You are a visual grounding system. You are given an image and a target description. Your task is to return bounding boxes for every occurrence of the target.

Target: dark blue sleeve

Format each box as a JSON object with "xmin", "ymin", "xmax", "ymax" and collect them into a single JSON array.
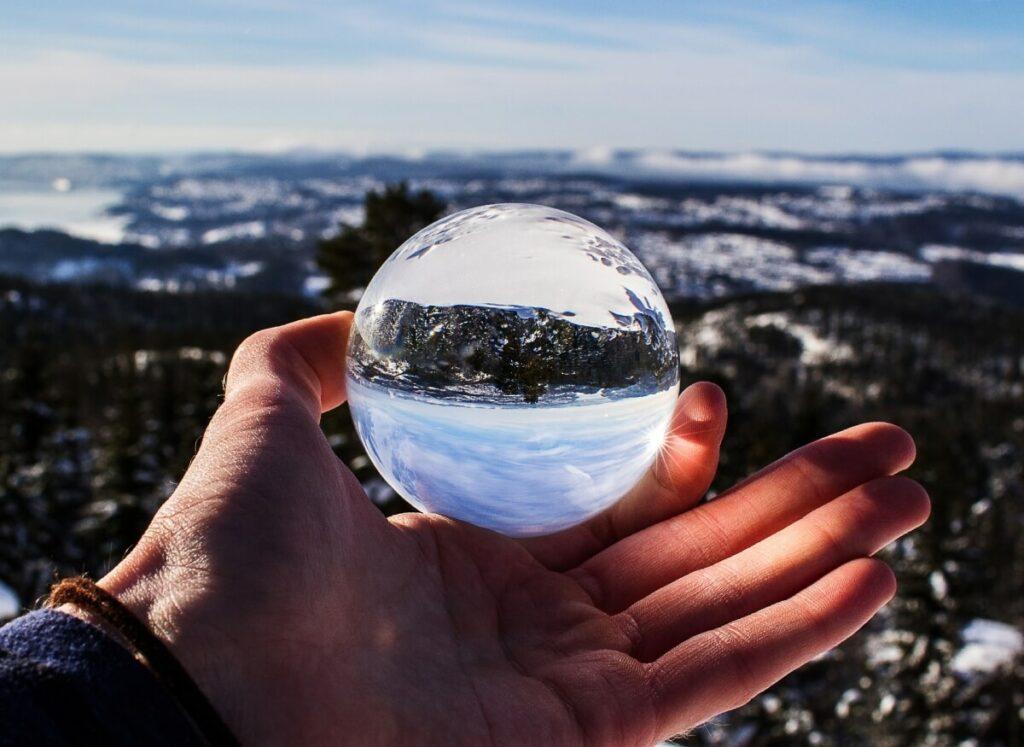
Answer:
[{"xmin": 0, "ymin": 609, "xmax": 204, "ymax": 747}]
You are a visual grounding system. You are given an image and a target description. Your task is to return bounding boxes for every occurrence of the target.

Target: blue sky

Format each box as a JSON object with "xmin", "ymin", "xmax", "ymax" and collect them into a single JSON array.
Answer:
[{"xmin": 2, "ymin": 1, "xmax": 1022, "ymax": 153}]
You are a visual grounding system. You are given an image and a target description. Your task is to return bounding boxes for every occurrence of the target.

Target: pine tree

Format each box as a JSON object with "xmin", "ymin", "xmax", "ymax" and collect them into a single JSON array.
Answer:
[{"xmin": 316, "ymin": 182, "xmax": 445, "ymax": 306}]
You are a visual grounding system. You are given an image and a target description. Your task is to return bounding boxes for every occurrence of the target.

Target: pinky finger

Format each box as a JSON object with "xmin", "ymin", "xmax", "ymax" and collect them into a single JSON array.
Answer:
[{"xmin": 645, "ymin": 558, "xmax": 895, "ymax": 740}]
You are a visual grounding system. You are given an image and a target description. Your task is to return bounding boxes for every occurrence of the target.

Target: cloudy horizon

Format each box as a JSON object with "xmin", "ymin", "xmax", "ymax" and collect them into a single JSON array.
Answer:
[{"xmin": 2, "ymin": 1, "xmax": 1023, "ymax": 155}]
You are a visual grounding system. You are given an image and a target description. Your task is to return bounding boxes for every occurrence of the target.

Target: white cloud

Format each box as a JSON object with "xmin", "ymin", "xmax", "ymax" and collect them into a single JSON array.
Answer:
[
  {"xmin": 1, "ymin": 8, "xmax": 1022, "ymax": 153},
  {"xmin": 596, "ymin": 152, "xmax": 1024, "ymax": 197}
]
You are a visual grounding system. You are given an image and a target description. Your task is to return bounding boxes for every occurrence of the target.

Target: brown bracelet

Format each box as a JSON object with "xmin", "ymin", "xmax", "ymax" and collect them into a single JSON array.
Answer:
[{"xmin": 47, "ymin": 577, "xmax": 239, "ymax": 747}]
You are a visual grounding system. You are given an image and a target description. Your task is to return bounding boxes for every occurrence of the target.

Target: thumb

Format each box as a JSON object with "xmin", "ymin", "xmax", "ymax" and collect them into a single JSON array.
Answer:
[
  {"xmin": 607, "ymin": 381, "xmax": 728, "ymax": 537},
  {"xmin": 171, "ymin": 311, "xmax": 379, "ymax": 520},
  {"xmin": 223, "ymin": 310, "xmax": 354, "ymax": 419}
]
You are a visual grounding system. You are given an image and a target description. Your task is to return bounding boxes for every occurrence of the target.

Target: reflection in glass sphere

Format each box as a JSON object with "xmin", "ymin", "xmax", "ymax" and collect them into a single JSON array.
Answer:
[{"xmin": 346, "ymin": 203, "xmax": 679, "ymax": 537}]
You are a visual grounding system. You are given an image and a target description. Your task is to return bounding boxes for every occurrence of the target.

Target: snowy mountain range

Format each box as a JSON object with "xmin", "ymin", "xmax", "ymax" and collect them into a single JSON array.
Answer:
[{"xmin": 1, "ymin": 151, "xmax": 1023, "ymax": 303}]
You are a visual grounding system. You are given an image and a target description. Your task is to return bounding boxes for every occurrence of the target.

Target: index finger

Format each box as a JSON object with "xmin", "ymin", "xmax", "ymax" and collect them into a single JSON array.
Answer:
[{"xmin": 573, "ymin": 422, "xmax": 915, "ymax": 611}]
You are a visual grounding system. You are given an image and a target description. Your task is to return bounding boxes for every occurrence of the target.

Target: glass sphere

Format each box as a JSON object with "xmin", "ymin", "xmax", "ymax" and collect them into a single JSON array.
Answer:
[{"xmin": 346, "ymin": 203, "xmax": 679, "ymax": 537}]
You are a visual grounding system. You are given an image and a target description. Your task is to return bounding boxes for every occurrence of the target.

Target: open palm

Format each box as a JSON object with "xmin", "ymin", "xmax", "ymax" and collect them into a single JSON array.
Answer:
[{"xmin": 100, "ymin": 312, "xmax": 928, "ymax": 746}]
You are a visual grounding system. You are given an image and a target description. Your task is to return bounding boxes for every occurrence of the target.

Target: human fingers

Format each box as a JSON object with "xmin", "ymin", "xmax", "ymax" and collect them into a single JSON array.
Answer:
[
  {"xmin": 625, "ymin": 476, "xmax": 929, "ymax": 661},
  {"xmin": 222, "ymin": 311, "xmax": 354, "ymax": 418},
  {"xmin": 178, "ymin": 310, "xmax": 357, "ymax": 491},
  {"xmin": 606, "ymin": 382, "xmax": 728, "ymax": 539},
  {"xmin": 572, "ymin": 422, "xmax": 915, "ymax": 611},
  {"xmin": 521, "ymin": 382, "xmax": 726, "ymax": 569},
  {"xmin": 645, "ymin": 558, "xmax": 896, "ymax": 740},
  {"xmin": 169, "ymin": 310, "xmax": 375, "ymax": 521}
]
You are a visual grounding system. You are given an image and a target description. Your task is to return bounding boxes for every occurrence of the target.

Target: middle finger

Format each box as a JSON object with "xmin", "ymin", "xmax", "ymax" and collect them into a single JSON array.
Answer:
[{"xmin": 570, "ymin": 421, "xmax": 915, "ymax": 611}]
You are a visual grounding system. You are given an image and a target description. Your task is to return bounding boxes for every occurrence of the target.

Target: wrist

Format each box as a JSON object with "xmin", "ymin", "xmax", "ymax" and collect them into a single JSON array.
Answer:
[
  {"xmin": 97, "ymin": 552, "xmax": 244, "ymax": 740},
  {"xmin": 48, "ymin": 572, "xmax": 240, "ymax": 744},
  {"xmin": 56, "ymin": 601, "xmax": 136, "ymax": 653}
]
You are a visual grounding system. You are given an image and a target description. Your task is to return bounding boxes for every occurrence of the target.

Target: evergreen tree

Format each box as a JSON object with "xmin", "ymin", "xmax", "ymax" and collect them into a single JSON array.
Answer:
[{"xmin": 316, "ymin": 182, "xmax": 445, "ymax": 306}]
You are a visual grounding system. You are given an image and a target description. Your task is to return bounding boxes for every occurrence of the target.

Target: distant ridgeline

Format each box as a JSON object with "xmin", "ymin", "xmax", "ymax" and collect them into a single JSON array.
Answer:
[{"xmin": 349, "ymin": 299, "xmax": 679, "ymax": 403}]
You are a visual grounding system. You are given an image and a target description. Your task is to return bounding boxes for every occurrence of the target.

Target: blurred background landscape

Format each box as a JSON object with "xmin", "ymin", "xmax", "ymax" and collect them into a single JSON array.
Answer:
[{"xmin": 2, "ymin": 1, "xmax": 1022, "ymax": 745}]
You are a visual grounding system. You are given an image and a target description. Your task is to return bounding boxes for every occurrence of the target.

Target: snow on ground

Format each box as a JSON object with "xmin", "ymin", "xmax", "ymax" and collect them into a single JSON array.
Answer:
[
  {"xmin": 634, "ymin": 233, "xmax": 933, "ymax": 301},
  {"xmin": 322, "ymin": 204, "xmax": 366, "ymax": 235},
  {"xmin": 864, "ymin": 629, "xmax": 916, "ymax": 668},
  {"xmin": 612, "ymin": 193, "xmax": 672, "ymax": 213},
  {"xmin": 134, "ymin": 260, "xmax": 265, "ymax": 293},
  {"xmin": 746, "ymin": 312, "xmax": 855, "ymax": 365},
  {"xmin": 675, "ymin": 196, "xmax": 806, "ymax": 230},
  {"xmin": 154, "ymin": 177, "xmax": 288, "ymax": 205},
  {"xmin": 805, "ymin": 247, "xmax": 931, "ymax": 283},
  {"xmin": 303, "ymin": 274, "xmax": 332, "ymax": 297},
  {"xmin": 951, "ymin": 618, "xmax": 1023, "ymax": 677},
  {"xmin": 201, "ymin": 220, "xmax": 267, "ymax": 245},
  {"xmin": 0, "ymin": 580, "xmax": 19, "ymax": 620},
  {"xmin": 677, "ymin": 309, "xmax": 736, "ymax": 367},
  {"xmin": 3, "ymin": 156, "xmax": 1022, "ymax": 301},
  {"xmin": 784, "ymin": 190, "xmax": 948, "ymax": 222},
  {"xmin": 920, "ymin": 244, "xmax": 1024, "ymax": 273},
  {"xmin": 151, "ymin": 203, "xmax": 190, "ymax": 221},
  {"xmin": 132, "ymin": 348, "xmax": 227, "ymax": 371},
  {"xmin": 636, "ymin": 233, "xmax": 832, "ymax": 299}
]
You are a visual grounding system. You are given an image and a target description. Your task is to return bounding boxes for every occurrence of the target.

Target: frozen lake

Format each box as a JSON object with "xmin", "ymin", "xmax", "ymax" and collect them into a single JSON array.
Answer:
[{"xmin": 0, "ymin": 187, "xmax": 127, "ymax": 243}]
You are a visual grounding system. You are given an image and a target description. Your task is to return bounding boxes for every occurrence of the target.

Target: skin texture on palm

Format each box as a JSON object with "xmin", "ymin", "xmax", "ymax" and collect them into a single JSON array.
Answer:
[{"xmin": 98, "ymin": 312, "xmax": 928, "ymax": 746}]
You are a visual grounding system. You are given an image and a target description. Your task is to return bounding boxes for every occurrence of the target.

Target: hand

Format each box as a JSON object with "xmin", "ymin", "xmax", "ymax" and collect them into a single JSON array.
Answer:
[{"xmin": 99, "ymin": 312, "xmax": 928, "ymax": 746}]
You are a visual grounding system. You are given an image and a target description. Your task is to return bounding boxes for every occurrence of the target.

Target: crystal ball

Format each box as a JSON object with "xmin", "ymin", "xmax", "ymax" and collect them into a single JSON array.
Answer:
[{"xmin": 346, "ymin": 203, "xmax": 679, "ymax": 537}]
